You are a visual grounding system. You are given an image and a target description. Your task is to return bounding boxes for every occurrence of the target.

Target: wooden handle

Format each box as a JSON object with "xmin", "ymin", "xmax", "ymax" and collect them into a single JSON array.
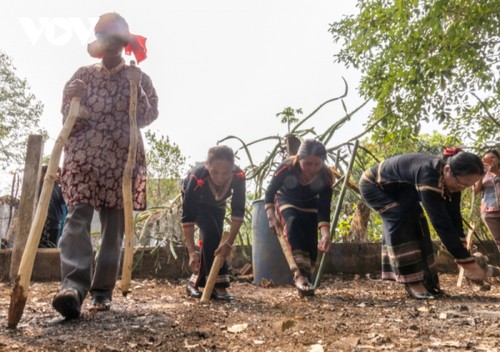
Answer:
[
  {"xmin": 276, "ymin": 226, "xmax": 298, "ymax": 272},
  {"xmin": 120, "ymin": 60, "xmax": 139, "ymax": 296},
  {"xmin": 457, "ymin": 224, "xmax": 475, "ymax": 287},
  {"xmin": 8, "ymin": 97, "xmax": 81, "ymax": 328},
  {"xmin": 200, "ymin": 232, "xmax": 230, "ymax": 303}
]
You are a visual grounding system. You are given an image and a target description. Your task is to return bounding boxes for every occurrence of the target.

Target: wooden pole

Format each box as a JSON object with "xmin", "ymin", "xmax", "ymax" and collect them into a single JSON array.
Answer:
[
  {"xmin": 120, "ymin": 61, "xmax": 139, "ymax": 296},
  {"xmin": 329, "ymin": 166, "xmax": 359, "ymax": 193},
  {"xmin": 314, "ymin": 140, "xmax": 359, "ymax": 289},
  {"xmin": 9, "ymin": 135, "xmax": 43, "ymax": 280},
  {"xmin": 8, "ymin": 98, "xmax": 81, "ymax": 329},
  {"xmin": 276, "ymin": 225, "xmax": 298, "ymax": 273},
  {"xmin": 457, "ymin": 224, "xmax": 475, "ymax": 287},
  {"xmin": 200, "ymin": 232, "xmax": 231, "ymax": 303}
]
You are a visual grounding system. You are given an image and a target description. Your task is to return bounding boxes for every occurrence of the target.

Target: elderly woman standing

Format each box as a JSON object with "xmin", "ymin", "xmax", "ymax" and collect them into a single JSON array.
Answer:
[
  {"xmin": 265, "ymin": 140, "xmax": 333, "ymax": 297},
  {"xmin": 51, "ymin": 13, "xmax": 158, "ymax": 319},
  {"xmin": 360, "ymin": 149, "xmax": 486, "ymax": 299}
]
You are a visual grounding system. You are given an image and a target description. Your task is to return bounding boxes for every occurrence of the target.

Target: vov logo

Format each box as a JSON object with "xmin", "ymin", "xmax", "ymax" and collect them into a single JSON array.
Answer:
[{"xmin": 18, "ymin": 17, "xmax": 99, "ymax": 46}]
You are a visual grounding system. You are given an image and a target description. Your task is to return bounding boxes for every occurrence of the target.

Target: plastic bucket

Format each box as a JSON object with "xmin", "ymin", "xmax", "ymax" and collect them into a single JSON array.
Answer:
[{"xmin": 251, "ymin": 199, "xmax": 294, "ymax": 286}]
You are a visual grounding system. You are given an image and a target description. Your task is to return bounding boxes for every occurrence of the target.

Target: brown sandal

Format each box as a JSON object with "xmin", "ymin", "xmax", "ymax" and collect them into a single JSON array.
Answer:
[
  {"xmin": 89, "ymin": 296, "xmax": 112, "ymax": 311},
  {"xmin": 294, "ymin": 276, "xmax": 315, "ymax": 298}
]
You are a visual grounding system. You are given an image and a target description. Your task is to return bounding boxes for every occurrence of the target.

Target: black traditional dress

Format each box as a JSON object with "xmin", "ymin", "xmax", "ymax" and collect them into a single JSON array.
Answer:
[
  {"xmin": 181, "ymin": 164, "xmax": 246, "ymax": 289},
  {"xmin": 264, "ymin": 158, "xmax": 333, "ymax": 281},
  {"xmin": 359, "ymin": 153, "xmax": 475, "ymax": 288}
]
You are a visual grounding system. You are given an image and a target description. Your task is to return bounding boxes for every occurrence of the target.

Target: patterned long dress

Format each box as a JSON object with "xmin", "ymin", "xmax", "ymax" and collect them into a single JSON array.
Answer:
[{"xmin": 61, "ymin": 60, "xmax": 158, "ymax": 211}]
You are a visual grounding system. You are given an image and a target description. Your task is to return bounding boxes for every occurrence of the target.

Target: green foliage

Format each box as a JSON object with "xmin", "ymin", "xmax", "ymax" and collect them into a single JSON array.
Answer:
[
  {"xmin": 221, "ymin": 80, "xmax": 370, "ymax": 200},
  {"xmin": 276, "ymin": 107, "xmax": 302, "ymax": 133},
  {"xmin": 0, "ymin": 51, "xmax": 46, "ymax": 172},
  {"xmin": 144, "ymin": 130, "xmax": 186, "ymax": 207},
  {"xmin": 220, "ymin": 82, "xmax": 370, "ymax": 245},
  {"xmin": 336, "ymin": 213, "xmax": 354, "ymax": 241},
  {"xmin": 330, "ymin": 0, "xmax": 500, "ymax": 148},
  {"xmin": 132, "ymin": 132, "xmax": 186, "ymax": 261},
  {"xmin": 135, "ymin": 196, "xmax": 184, "ymax": 249}
]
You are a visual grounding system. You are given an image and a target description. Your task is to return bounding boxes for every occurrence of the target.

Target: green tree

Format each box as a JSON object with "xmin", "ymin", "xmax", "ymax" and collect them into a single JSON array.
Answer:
[
  {"xmin": 144, "ymin": 131, "xmax": 186, "ymax": 207},
  {"xmin": 0, "ymin": 51, "xmax": 45, "ymax": 171},
  {"xmin": 330, "ymin": 0, "xmax": 500, "ymax": 147}
]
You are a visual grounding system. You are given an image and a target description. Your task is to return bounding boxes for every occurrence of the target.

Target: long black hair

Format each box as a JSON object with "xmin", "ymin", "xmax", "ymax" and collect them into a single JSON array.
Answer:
[
  {"xmin": 441, "ymin": 148, "xmax": 484, "ymax": 177},
  {"xmin": 297, "ymin": 139, "xmax": 327, "ymax": 161}
]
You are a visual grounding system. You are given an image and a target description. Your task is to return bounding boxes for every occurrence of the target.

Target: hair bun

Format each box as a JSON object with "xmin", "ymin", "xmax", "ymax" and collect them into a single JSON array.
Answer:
[{"xmin": 443, "ymin": 147, "xmax": 463, "ymax": 156}]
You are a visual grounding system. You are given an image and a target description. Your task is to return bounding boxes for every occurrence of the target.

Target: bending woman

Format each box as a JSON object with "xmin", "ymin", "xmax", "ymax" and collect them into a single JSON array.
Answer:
[
  {"xmin": 181, "ymin": 146, "xmax": 246, "ymax": 301},
  {"xmin": 359, "ymin": 149, "xmax": 487, "ymax": 299},
  {"xmin": 265, "ymin": 140, "xmax": 333, "ymax": 297}
]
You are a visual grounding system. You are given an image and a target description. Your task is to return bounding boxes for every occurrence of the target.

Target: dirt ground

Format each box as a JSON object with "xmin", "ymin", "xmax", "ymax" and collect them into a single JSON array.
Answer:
[{"xmin": 0, "ymin": 274, "xmax": 499, "ymax": 352}]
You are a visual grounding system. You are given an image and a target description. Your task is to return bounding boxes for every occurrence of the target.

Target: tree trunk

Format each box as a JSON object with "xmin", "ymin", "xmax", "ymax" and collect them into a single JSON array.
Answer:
[{"xmin": 348, "ymin": 201, "xmax": 370, "ymax": 243}]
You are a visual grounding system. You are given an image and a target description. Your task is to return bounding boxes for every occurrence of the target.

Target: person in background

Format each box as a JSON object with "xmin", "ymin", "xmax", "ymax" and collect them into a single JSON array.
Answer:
[
  {"xmin": 474, "ymin": 149, "xmax": 500, "ymax": 252},
  {"xmin": 265, "ymin": 139, "xmax": 333, "ymax": 297},
  {"xmin": 38, "ymin": 165, "xmax": 66, "ymax": 248},
  {"xmin": 51, "ymin": 12, "xmax": 158, "ymax": 320},
  {"xmin": 359, "ymin": 148, "xmax": 487, "ymax": 299},
  {"xmin": 181, "ymin": 145, "xmax": 246, "ymax": 301}
]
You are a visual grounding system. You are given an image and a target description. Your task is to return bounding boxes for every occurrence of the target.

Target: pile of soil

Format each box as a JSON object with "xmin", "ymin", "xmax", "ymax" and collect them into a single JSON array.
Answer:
[{"xmin": 1, "ymin": 274, "xmax": 499, "ymax": 351}]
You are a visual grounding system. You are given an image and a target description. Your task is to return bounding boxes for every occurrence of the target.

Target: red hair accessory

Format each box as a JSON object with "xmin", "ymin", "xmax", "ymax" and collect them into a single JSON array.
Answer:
[
  {"xmin": 192, "ymin": 175, "xmax": 205, "ymax": 191},
  {"xmin": 236, "ymin": 171, "xmax": 245, "ymax": 179},
  {"xmin": 125, "ymin": 34, "xmax": 147, "ymax": 63},
  {"xmin": 198, "ymin": 240, "xmax": 203, "ymax": 247},
  {"xmin": 443, "ymin": 147, "xmax": 463, "ymax": 156}
]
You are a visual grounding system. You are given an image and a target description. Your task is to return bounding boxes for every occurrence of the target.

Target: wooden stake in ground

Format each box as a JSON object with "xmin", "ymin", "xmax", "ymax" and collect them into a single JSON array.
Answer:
[
  {"xmin": 276, "ymin": 224, "xmax": 298, "ymax": 273},
  {"xmin": 8, "ymin": 97, "xmax": 81, "ymax": 329},
  {"xmin": 9, "ymin": 135, "xmax": 43, "ymax": 280},
  {"xmin": 457, "ymin": 223, "xmax": 475, "ymax": 287},
  {"xmin": 120, "ymin": 61, "xmax": 139, "ymax": 296},
  {"xmin": 314, "ymin": 139, "xmax": 359, "ymax": 289},
  {"xmin": 200, "ymin": 232, "xmax": 231, "ymax": 303}
]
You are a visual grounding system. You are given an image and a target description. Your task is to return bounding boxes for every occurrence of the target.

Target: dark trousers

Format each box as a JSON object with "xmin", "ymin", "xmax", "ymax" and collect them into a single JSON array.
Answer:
[
  {"xmin": 360, "ymin": 181, "xmax": 439, "ymax": 288},
  {"xmin": 192, "ymin": 205, "xmax": 230, "ymax": 289},
  {"xmin": 59, "ymin": 203, "xmax": 124, "ymax": 301},
  {"xmin": 278, "ymin": 207, "xmax": 318, "ymax": 282}
]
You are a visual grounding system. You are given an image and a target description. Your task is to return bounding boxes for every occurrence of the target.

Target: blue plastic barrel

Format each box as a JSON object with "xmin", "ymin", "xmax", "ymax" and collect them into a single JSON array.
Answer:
[{"xmin": 252, "ymin": 199, "xmax": 294, "ymax": 286}]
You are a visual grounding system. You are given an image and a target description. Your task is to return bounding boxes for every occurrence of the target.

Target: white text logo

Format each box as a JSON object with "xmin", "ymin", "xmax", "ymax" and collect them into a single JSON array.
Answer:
[{"xmin": 18, "ymin": 17, "xmax": 99, "ymax": 46}]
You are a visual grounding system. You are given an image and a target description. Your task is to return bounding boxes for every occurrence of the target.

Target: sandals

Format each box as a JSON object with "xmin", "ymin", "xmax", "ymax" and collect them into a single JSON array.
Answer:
[
  {"xmin": 52, "ymin": 288, "xmax": 82, "ymax": 319},
  {"xmin": 186, "ymin": 284, "xmax": 202, "ymax": 299},
  {"xmin": 404, "ymin": 284, "xmax": 434, "ymax": 300},
  {"xmin": 89, "ymin": 296, "xmax": 112, "ymax": 311},
  {"xmin": 211, "ymin": 289, "xmax": 234, "ymax": 301},
  {"xmin": 294, "ymin": 276, "xmax": 315, "ymax": 298}
]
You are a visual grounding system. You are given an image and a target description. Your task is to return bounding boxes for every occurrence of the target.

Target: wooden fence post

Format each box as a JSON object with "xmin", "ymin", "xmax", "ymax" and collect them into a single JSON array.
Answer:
[{"xmin": 9, "ymin": 135, "xmax": 43, "ymax": 281}]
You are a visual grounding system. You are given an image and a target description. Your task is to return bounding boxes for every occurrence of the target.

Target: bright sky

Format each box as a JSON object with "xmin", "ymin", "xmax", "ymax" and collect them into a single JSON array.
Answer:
[{"xmin": 1, "ymin": 0, "xmax": 371, "ymax": 193}]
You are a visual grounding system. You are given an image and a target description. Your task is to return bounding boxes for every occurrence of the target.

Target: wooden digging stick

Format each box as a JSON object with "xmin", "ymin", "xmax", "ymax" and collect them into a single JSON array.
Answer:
[
  {"xmin": 8, "ymin": 97, "xmax": 81, "ymax": 329},
  {"xmin": 276, "ymin": 224, "xmax": 298, "ymax": 274},
  {"xmin": 314, "ymin": 139, "xmax": 359, "ymax": 289},
  {"xmin": 121, "ymin": 61, "xmax": 139, "ymax": 296},
  {"xmin": 457, "ymin": 223, "xmax": 475, "ymax": 287},
  {"xmin": 200, "ymin": 232, "xmax": 231, "ymax": 303}
]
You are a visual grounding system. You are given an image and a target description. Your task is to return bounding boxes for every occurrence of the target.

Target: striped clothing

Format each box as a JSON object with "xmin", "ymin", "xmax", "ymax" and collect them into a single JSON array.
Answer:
[
  {"xmin": 265, "ymin": 159, "xmax": 333, "ymax": 280},
  {"xmin": 359, "ymin": 153, "xmax": 474, "ymax": 284}
]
